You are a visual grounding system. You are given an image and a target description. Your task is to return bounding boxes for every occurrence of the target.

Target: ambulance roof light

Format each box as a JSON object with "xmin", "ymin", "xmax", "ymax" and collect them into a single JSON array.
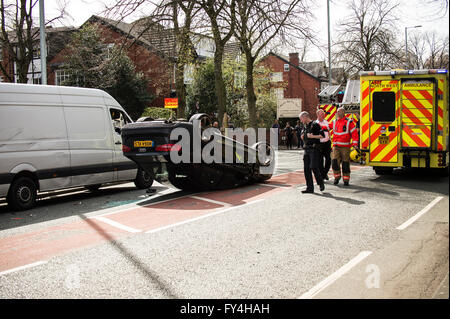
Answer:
[{"xmin": 408, "ymin": 70, "xmax": 414, "ymax": 75}]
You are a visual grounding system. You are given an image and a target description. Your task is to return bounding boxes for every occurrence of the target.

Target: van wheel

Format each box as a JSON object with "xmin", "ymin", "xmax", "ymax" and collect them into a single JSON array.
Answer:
[
  {"xmin": 7, "ymin": 177, "xmax": 38, "ymax": 211},
  {"xmin": 134, "ymin": 169, "xmax": 154, "ymax": 189},
  {"xmin": 85, "ymin": 184, "xmax": 102, "ymax": 192}
]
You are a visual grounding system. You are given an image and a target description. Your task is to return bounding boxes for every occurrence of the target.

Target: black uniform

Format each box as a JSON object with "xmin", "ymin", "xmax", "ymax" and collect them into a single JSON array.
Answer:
[{"xmin": 302, "ymin": 121, "xmax": 325, "ymax": 192}]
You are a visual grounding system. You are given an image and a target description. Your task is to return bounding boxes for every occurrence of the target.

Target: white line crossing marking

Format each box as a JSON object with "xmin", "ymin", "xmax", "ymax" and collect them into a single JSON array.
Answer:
[
  {"xmin": 189, "ymin": 196, "xmax": 231, "ymax": 207},
  {"xmin": 396, "ymin": 196, "xmax": 444, "ymax": 230},
  {"xmin": 298, "ymin": 251, "xmax": 373, "ymax": 299},
  {"xmin": 91, "ymin": 216, "xmax": 142, "ymax": 233},
  {"xmin": 0, "ymin": 261, "xmax": 48, "ymax": 276},
  {"xmin": 145, "ymin": 199, "xmax": 264, "ymax": 234}
]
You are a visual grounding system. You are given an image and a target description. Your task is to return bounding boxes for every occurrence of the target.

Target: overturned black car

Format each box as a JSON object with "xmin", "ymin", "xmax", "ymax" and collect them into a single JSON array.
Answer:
[{"xmin": 121, "ymin": 114, "xmax": 276, "ymax": 190}]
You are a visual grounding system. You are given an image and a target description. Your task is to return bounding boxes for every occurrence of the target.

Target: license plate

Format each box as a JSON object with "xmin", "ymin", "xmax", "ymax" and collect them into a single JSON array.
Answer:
[
  {"xmin": 134, "ymin": 140, "xmax": 153, "ymax": 148},
  {"xmin": 379, "ymin": 136, "xmax": 389, "ymax": 145}
]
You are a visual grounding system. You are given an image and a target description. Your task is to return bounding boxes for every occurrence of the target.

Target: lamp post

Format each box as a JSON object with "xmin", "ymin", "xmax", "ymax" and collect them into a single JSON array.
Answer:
[
  {"xmin": 39, "ymin": 0, "xmax": 47, "ymax": 85},
  {"xmin": 327, "ymin": 0, "xmax": 332, "ymax": 86},
  {"xmin": 405, "ymin": 25, "xmax": 422, "ymax": 67}
]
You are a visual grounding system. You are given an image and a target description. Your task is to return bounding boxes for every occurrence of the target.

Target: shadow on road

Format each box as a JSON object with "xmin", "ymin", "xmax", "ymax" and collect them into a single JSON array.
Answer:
[
  {"xmin": 372, "ymin": 168, "xmax": 449, "ymax": 196},
  {"xmin": 317, "ymin": 192, "xmax": 366, "ymax": 205},
  {"xmin": 81, "ymin": 216, "xmax": 179, "ymax": 298},
  {"xmin": 0, "ymin": 185, "xmax": 171, "ymax": 231}
]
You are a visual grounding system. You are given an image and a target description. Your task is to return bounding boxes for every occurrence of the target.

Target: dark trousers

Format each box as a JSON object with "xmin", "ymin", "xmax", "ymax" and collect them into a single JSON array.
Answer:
[
  {"xmin": 319, "ymin": 143, "xmax": 332, "ymax": 178},
  {"xmin": 286, "ymin": 137, "xmax": 293, "ymax": 149},
  {"xmin": 303, "ymin": 148, "xmax": 323, "ymax": 191},
  {"xmin": 297, "ymin": 134, "xmax": 303, "ymax": 148}
]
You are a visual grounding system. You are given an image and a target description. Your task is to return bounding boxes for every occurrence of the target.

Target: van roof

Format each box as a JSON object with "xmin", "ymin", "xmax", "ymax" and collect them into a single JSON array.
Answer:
[{"xmin": 0, "ymin": 83, "xmax": 122, "ymax": 109}]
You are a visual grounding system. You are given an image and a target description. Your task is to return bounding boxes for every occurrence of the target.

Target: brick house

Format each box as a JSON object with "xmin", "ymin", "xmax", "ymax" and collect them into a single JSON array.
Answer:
[
  {"xmin": 48, "ymin": 15, "xmax": 174, "ymax": 109},
  {"xmin": 260, "ymin": 52, "xmax": 321, "ymax": 120}
]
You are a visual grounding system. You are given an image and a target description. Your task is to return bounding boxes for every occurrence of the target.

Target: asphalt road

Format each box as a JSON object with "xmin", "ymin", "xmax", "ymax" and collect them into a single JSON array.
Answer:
[{"xmin": 0, "ymin": 150, "xmax": 448, "ymax": 299}]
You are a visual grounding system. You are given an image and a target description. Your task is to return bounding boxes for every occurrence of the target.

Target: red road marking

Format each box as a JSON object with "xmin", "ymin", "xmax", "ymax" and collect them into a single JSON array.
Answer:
[
  {"xmin": 104, "ymin": 197, "xmax": 224, "ymax": 232},
  {"xmin": 0, "ymin": 219, "xmax": 127, "ymax": 272}
]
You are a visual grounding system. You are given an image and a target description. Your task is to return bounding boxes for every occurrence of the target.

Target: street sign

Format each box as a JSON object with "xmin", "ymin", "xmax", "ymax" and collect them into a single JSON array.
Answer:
[
  {"xmin": 277, "ymin": 98, "xmax": 302, "ymax": 118},
  {"xmin": 165, "ymin": 98, "xmax": 178, "ymax": 109}
]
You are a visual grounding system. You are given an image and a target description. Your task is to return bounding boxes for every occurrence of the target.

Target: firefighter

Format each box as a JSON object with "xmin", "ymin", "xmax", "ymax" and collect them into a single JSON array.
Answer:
[{"xmin": 328, "ymin": 107, "xmax": 359, "ymax": 186}]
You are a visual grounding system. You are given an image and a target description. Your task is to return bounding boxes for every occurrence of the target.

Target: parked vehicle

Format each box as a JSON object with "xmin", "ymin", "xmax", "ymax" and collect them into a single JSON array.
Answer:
[
  {"xmin": 0, "ymin": 83, "xmax": 153, "ymax": 211},
  {"xmin": 121, "ymin": 113, "xmax": 275, "ymax": 191},
  {"xmin": 359, "ymin": 69, "xmax": 449, "ymax": 175}
]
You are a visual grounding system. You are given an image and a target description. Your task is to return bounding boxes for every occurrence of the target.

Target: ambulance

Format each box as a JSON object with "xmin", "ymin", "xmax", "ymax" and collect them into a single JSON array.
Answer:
[{"xmin": 358, "ymin": 69, "xmax": 449, "ymax": 175}]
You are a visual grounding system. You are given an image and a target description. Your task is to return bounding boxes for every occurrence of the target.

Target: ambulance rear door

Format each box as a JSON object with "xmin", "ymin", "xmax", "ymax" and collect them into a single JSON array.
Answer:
[{"xmin": 368, "ymin": 80, "xmax": 400, "ymax": 164}]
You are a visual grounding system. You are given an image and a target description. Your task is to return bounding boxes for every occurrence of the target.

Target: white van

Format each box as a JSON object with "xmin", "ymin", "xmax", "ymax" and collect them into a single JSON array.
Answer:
[{"xmin": 0, "ymin": 83, "xmax": 153, "ymax": 211}]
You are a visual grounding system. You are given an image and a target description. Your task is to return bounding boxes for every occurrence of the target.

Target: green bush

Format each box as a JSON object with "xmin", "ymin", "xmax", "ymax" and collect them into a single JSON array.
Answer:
[{"xmin": 140, "ymin": 107, "xmax": 174, "ymax": 120}]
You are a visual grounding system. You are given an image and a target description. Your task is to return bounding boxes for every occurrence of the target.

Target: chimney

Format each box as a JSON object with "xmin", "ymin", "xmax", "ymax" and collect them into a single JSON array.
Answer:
[{"xmin": 289, "ymin": 53, "xmax": 299, "ymax": 66}]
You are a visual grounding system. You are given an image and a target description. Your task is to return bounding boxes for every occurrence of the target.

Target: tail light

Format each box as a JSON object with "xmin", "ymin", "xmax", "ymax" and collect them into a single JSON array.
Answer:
[
  {"xmin": 122, "ymin": 145, "xmax": 131, "ymax": 153},
  {"xmin": 155, "ymin": 144, "xmax": 182, "ymax": 152}
]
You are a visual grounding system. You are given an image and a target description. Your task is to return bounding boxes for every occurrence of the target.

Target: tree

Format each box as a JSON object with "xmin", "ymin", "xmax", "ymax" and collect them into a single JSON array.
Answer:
[
  {"xmin": 0, "ymin": 0, "xmax": 65, "ymax": 83},
  {"xmin": 62, "ymin": 24, "xmax": 152, "ymax": 120},
  {"xmin": 233, "ymin": 0, "xmax": 314, "ymax": 129},
  {"xmin": 194, "ymin": 0, "xmax": 237, "ymax": 127},
  {"xmin": 334, "ymin": 0, "xmax": 402, "ymax": 77}
]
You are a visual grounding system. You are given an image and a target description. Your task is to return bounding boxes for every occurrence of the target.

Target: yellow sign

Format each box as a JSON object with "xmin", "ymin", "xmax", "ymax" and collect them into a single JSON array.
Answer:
[{"xmin": 165, "ymin": 98, "xmax": 178, "ymax": 109}]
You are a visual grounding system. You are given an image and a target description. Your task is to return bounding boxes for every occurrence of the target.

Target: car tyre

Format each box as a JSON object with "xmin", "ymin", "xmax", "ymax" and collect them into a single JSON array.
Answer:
[
  {"xmin": 7, "ymin": 176, "xmax": 38, "ymax": 211},
  {"xmin": 134, "ymin": 168, "xmax": 154, "ymax": 189}
]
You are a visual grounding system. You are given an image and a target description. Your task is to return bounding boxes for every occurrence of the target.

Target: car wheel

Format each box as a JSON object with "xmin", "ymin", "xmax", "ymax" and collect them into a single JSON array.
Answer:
[
  {"xmin": 134, "ymin": 168, "xmax": 154, "ymax": 189},
  {"xmin": 7, "ymin": 176, "xmax": 38, "ymax": 211}
]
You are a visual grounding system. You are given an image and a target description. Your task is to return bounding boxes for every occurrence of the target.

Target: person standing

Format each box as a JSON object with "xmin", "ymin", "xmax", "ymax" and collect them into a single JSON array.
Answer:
[
  {"xmin": 315, "ymin": 109, "xmax": 332, "ymax": 180},
  {"xmin": 327, "ymin": 107, "xmax": 359, "ymax": 186},
  {"xmin": 299, "ymin": 111, "xmax": 325, "ymax": 194},
  {"xmin": 295, "ymin": 120, "xmax": 304, "ymax": 149},
  {"xmin": 284, "ymin": 122, "xmax": 294, "ymax": 150}
]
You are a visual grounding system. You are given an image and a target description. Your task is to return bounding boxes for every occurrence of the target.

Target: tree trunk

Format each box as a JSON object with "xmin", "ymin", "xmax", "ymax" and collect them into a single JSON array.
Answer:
[
  {"xmin": 175, "ymin": 62, "xmax": 186, "ymax": 118},
  {"xmin": 246, "ymin": 54, "xmax": 257, "ymax": 129},
  {"xmin": 214, "ymin": 46, "xmax": 227, "ymax": 127}
]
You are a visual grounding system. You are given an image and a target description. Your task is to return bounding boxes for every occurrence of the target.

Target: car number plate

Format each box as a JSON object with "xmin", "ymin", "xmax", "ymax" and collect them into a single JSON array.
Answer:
[
  {"xmin": 134, "ymin": 140, "xmax": 153, "ymax": 148},
  {"xmin": 379, "ymin": 136, "xmax": 389, "ymax": 145}
]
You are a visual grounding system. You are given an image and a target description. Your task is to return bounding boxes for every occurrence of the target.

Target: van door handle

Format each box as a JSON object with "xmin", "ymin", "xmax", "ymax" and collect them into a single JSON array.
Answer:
[{"xmin": 115, "ymin": 141, "xmax": 122, "ymax": 145}]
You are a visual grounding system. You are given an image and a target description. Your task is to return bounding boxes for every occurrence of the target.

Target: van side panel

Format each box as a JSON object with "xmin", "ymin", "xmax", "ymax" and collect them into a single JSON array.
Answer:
[
  {"xmin": 0, "ymin": 85, "xmax": 71, "ymax": 195},
  {"xmin": 60, "ymin": 89, "xmax": 114, "ymax": 187}
]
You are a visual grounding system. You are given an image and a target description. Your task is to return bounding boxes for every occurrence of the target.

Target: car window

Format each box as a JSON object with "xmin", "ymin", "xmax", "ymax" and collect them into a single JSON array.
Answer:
[{"xmin": 110, "ymin": 108, "xmax": 132, "ymax": 133}]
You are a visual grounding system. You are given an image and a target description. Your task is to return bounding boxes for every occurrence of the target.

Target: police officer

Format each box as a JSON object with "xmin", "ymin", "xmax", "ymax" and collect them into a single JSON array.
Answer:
[{"xmin": 299, "ymin": 111, "xmax": 325, "ymax": 194}]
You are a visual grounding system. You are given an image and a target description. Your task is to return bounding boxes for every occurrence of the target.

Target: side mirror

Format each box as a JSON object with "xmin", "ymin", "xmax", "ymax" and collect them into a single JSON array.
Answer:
[{"xmin": 115, "ymin": 127, "xmax": 121, "ymax": 134}]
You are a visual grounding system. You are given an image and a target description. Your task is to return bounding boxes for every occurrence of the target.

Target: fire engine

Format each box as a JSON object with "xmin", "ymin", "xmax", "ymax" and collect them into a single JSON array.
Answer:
[
  {"xmin": 358, "ymin": 69, "xmax": 449, "ymax": 175},
  {"xmin": 317, "ymin": 80, "xmax": 361, "ymax": 161}
]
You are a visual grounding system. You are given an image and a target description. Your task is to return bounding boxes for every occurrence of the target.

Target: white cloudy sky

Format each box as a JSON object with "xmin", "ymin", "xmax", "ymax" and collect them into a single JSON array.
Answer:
[{"xmin": 45, "ymin": 0, "xmax": 449, "ymax": 62}]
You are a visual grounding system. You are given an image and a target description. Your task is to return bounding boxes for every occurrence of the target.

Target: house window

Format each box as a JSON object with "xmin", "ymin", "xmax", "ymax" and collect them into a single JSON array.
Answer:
[
  {"xmin": 55, "ymin": 70, "xmax": 70, "ymax": 86},
  {"xmin": 284, "ymin": 64, "xmax": 289, "ymax": 72}
]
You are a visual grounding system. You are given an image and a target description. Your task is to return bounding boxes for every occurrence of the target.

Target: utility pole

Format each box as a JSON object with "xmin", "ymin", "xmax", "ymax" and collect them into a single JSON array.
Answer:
[
  {"xmin": 39, "ymin": 0, "xmax": 47, "ymax": 85},
  {"xmin": 327, "ymin": 0, "xmax": 332, "ymax": 86},
  {"xmin": 405, "ymin": 25, "xmax": 422, "ymax": 68}
]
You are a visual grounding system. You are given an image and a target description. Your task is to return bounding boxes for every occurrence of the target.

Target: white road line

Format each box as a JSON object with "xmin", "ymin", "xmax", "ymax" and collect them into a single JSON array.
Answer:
[
  {"xmin": 0, "ymin": 260, "xmax": 48, "ymax": 276},
  {"xmin": 298, "ymin": 251, "xmax": 373, "ymax": 299},
  {"xmin": 145, "ymin": 199, "xmax": 264, "ymax": 234},
  {"xmin": 91, "ymin": 216, "xmax": 142, "ymax": 233},
  {"xmin": 189, "ymin": 196, "xmax": 231, "ymax": 207},
  {"xmin": 396, "ymin": 196, "xmax": 444, "ymax": 230}
]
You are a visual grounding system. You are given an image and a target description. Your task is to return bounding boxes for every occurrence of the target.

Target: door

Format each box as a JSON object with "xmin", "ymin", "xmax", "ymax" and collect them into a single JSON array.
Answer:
[
  {"xmin": 368, "ymin": 80, "xmax": 400, "ymax": 163},
  {"xmin": 109, "ymin": 108, "xmax": 136, "ymax": 181},
  {"xmin": 65, "ymin": 106, "xmax": 114, "ymax": 187},
  {"xmin": 400, "ymin": 79, "xmax": 434, "ymax": 149}
]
